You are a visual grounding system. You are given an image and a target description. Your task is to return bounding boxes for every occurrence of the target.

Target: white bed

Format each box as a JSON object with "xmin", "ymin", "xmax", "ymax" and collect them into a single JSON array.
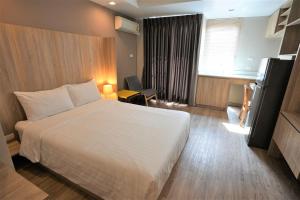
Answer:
[{"xmin": 16, "ymin": 100, "xmax": 190, "ymax": 200}]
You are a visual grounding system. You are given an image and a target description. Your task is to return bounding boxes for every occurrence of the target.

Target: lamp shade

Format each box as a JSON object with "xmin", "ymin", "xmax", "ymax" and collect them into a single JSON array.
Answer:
[{"xmin": 103, "ymin": 84, "xmax": 113, "ymax": 94}]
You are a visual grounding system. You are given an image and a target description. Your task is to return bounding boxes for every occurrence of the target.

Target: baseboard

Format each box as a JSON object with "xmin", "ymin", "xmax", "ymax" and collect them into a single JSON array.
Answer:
[
  {"xmin": 228, "ymin": 102, "xmax": 242, "ymax": 107},
  {"xmin": 195, "ymin": 104, "xmax": 226, "ymax": 111}
]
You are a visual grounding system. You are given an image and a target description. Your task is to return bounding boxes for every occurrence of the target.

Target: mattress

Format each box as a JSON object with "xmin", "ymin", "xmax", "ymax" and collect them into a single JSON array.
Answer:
[{"xmin": 17, "ymin": 100, "xmax": 190, "ymax": 200}]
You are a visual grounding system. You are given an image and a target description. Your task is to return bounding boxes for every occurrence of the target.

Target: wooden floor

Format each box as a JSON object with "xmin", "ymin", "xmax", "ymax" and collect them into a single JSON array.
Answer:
[{"xmin": 14, "ymin": 103, "xmax": 300, "ymax": 200}]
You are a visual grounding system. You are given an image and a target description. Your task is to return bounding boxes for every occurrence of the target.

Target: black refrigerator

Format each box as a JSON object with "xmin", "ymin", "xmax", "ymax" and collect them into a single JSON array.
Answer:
[{"xmin": 247, "ymin": 58, "xmax": 294, "ymax": 149}]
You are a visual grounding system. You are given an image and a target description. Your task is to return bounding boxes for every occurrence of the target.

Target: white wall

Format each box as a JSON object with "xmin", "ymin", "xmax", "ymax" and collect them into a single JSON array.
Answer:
[
  {"xmin": 137, "ymin": 20, "xmax": 144, "ymax": 81},
  {"xmin": 234, "ymin": 17, "xmax": 282, "ymax": 73},
  {"xmin": 229, "ymin": 16, "xmax": 282, "ymax": 105},
  {"xmin": 0, "ymin": 124, "xmax": 14, "ymax": 169}
]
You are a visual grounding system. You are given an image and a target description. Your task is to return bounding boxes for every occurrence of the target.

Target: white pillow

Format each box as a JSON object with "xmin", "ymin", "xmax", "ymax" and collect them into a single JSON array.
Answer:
[
  {"xmin": 66, "ymin": 80, "xmax": 101, "ymax": 106},
  {"xmin": 14, "ymin": 87, "xmax": 74, "ymax": 121}
]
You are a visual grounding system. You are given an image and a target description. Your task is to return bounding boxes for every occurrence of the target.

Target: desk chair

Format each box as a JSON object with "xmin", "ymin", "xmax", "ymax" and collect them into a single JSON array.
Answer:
[
  {"xmin": 125, "ymin": 76, "xmax": 157, "ymax": 106},
  {"xmin": 239, "ymin": 84, "xmax": 253, "ymax": 126}
]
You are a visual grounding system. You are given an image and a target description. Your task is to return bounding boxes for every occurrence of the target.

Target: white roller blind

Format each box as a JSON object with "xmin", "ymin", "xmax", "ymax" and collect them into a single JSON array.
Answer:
[{"xmin": 199, "ymin": 20, "xmax": 240, "ymax": 74}]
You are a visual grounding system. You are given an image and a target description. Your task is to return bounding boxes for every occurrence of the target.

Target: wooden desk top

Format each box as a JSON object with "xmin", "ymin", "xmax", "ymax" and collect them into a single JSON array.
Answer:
[
  {"xmin": 0, "ymin": 162, "xmax": 48, "ymax": 200},
  {"xmin": 198, "ymin": 73, "xmax": 257, "ymax": 81}
]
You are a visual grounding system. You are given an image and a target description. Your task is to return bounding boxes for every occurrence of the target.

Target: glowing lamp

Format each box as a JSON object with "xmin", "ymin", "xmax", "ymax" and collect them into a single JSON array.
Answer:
[{"xmin": 103, "ymin": 84, "xmax": 113, "ymax": 95}]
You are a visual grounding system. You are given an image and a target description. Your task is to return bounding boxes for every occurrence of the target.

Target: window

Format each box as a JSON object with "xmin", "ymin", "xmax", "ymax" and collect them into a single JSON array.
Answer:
[{"xmin": 199, "ymin": 20, "xmax": 240, "ymax": 75}]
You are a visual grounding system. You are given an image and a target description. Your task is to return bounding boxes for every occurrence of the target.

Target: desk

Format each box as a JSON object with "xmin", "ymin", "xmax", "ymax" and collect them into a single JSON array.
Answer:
[
  {"xmin": 0, "ymin": 162, "xmax": 48, "ymax": 200},
  {"xmin": 102, "ymin": 92, "xmax": 118, "ymax": 100},
  {"xmin": 196, "ymin": 74, "xmax": 256, "ymax": 110}
]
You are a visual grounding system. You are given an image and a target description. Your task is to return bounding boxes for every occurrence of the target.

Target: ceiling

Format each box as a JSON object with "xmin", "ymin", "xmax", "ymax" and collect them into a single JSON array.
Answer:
[{"xmin": 90, "ymin": 0, "xmax": 287, "ymax": 19}]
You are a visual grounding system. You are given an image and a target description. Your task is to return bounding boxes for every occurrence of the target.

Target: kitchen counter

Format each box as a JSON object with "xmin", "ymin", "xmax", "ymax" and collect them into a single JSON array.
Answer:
[
  {"xmin": 198, "ymin": 73, "xmax": 257, "ymax": 80},
  {"xmin": 196, "ymin": 74, "xmax": 256, "ymax": 110}
]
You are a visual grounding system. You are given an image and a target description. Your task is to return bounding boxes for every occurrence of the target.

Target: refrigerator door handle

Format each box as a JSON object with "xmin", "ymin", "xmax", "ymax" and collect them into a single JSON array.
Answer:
[{"xmin": 255, "ymin": 84, "xmax": 270, "ymax": 89}]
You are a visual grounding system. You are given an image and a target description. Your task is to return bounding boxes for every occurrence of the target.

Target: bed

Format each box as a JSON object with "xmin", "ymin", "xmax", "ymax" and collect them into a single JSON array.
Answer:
[{"xmin": 16, "ymin": 99, "xmax": 190, "ymax": 200}]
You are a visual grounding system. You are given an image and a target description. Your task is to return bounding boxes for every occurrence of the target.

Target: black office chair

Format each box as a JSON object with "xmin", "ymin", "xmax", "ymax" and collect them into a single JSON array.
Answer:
[{"xmin": 125, "ymin": 76, "xmax": 157, "ymax": 106}]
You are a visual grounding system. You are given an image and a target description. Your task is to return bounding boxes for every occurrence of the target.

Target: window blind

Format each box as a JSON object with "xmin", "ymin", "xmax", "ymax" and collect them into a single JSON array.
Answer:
[{"xmin": 199, "ymin": 20, "xmax": 240, "ymax": 74}]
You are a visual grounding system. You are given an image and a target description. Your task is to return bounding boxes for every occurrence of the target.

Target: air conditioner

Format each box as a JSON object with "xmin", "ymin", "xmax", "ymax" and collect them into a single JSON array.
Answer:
[{"xmin": 115, "ymin": 16, "xmax": 140, "ymax": 35}]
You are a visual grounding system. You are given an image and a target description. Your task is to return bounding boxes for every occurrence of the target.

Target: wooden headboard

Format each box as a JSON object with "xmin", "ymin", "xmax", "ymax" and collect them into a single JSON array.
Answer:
[{"xmin": 0, "ymin": 23, "xmax": 117, "ymax": 135}]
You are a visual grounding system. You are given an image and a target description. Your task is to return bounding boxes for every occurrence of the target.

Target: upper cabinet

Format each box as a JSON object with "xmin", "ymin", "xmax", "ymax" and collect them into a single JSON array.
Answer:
[
  {"xmin": 266, "ymin": 1, "xmax": 292, "ymax": 38},
  {"xmin": 287, "ymin": 0, "xmax": 300, "ymax": 26},
  {"xmin": 266, "ymin": 0, "xmax": 300, "ymax": 55},
  {"xmin": 279, "ymin": 0, "xmax": 300, "ymax": 55}
]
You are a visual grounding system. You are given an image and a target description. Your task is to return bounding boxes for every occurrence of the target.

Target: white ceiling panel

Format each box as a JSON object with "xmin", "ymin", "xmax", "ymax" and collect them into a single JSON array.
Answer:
[{"xmin": 90, "ymin": 0, "xmax": 288, "ymax": 19}]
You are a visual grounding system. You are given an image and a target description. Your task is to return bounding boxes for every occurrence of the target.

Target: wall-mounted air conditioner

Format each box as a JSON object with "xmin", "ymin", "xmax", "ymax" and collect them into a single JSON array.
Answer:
[{"xmin": 115, "ymin": 16, "xmax": 140, "ymax": 35}]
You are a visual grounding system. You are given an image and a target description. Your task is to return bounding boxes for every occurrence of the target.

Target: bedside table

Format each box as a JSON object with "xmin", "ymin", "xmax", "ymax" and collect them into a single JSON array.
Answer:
[
  {"xmin": 8, "ymin": 139, "xmax": 20, "ymax": 156},
  {"xmin": 6, "ymin": 134, "xmax": 20, "ymax": 156},
  {"xmin": 102, "ymin": 92, "xmax": 118, "ymax": 100},
  {"xmin": 117, "ymin": 90, "xmax": 141, "ymax": 104}
]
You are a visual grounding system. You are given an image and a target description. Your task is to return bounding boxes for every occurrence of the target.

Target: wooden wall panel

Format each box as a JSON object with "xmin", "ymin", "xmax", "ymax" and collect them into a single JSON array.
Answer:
[
  {"xmin": 281, "ymin": 48, "xmax": 300, "ymax": 113},
  {"xmin": 0, "ymin": 23, "xmax": 117, "ymax": 135}
]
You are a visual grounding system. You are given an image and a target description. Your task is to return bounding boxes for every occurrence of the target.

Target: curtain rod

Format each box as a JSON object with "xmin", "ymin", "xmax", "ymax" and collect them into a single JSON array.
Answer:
[{"xmin": 143, "ymin": 13, "xmax": 202, "ymax": 19}]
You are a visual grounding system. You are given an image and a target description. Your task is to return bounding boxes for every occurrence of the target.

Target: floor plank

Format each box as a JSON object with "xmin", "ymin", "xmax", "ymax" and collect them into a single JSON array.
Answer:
[{"xmin": 15, "ymin": 103, "xmax": 300, "ymax": 200}]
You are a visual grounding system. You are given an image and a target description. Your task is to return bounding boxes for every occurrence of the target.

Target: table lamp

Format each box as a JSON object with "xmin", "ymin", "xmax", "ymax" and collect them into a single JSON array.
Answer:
[
  {"xmin": 102, "ymin": 84, "xmax": 117, "ymax": 100},
  {"xmin": 103, "ymin": 84, "xmax": 113, "ymax": 95}
]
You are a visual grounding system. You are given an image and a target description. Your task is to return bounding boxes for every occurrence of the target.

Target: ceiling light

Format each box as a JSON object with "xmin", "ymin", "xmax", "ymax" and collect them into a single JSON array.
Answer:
[
  {"xmin": 109, "ymin": 1, "xmax": 116, "ymax": 6},
  {"xmin": 228, "ymin": 9, "xmax": 235, "ymax": 12}
]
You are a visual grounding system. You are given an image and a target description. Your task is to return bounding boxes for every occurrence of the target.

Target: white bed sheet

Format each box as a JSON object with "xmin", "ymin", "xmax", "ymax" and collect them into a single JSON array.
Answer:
[
  {"xmin": 17, "ymin": 100, "xmax": 190, "ymax": 200},
  {"xmin": 15, "ymin": 120, "xmax": 32, "ymax": 140}
]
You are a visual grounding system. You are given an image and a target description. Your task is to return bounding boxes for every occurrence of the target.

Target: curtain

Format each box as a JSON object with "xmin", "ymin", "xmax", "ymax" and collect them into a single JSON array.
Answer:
[{"xmin": 143, "ymin": 14, "xmax": 202, "ymax": 105}]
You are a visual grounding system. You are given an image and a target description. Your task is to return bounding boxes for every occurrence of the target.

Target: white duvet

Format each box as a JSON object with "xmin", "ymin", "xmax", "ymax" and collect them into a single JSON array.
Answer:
[{"xmin": 17, "ymin": 100, "xmax": 190, "ymax": 200}]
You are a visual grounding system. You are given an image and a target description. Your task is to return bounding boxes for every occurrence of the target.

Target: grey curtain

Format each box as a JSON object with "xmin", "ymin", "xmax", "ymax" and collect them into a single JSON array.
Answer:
[{"xmin": 143, "ymin": 14, "xmax": 202, "ymax": 105}]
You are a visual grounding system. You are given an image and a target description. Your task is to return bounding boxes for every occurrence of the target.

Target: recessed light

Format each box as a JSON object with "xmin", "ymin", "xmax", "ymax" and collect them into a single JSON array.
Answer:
[
  {"xmin": 228, "ymin": 9, "xmax": 235, "ymax": 12},
  {"xmin": 109, "ymin": 1, "xmax": 116, "ymax": 6}
]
